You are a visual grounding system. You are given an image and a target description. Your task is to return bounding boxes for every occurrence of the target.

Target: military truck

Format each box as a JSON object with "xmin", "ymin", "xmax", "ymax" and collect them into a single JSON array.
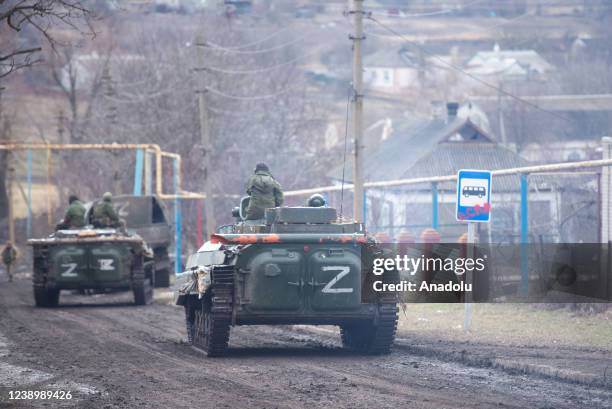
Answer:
[
  {"xmin": 174, "ymin": 198, "xmax": 398, "ymax": 357},
  {"xmin": 85, "ymin": 195, "xmax": 172, "ymax": 287},
  {"xmin": 29, "ymin": 228, "xmax": 155, "ymax": 307}
]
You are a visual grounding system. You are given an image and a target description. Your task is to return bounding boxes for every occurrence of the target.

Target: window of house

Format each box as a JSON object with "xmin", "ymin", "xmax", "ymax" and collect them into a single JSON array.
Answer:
[{"xmin": 382, "ymin": 70, "xmax": 392, "ymax": 86}]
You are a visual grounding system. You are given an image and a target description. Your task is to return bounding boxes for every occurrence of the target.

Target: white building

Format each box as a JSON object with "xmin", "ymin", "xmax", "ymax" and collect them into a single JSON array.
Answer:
[{"xmin": 466, "ymin": 44, "xmax": 555, "ymax": 81}]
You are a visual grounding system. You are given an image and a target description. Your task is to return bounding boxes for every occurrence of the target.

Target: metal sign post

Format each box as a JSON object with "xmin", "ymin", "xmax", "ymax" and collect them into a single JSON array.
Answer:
[
  {"xmin": 464, "ymin": 222, "xmax": 476, "ymax": 331},
  {"xmin": 456, "ymin": 169, "xmax": 492, "ymax": 332}
]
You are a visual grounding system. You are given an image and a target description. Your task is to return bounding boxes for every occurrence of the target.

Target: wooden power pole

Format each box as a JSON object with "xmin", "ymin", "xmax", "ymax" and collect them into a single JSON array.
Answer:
[
  {"xmin": 351, "ymin": 0, "xmax": 365, "ymax": 223},
  {"xmin": 7, "ymin": 158, "xmax": 15, "ymax": 244},
  {"xmin": 196, "ymin": 34, "xmax": 216, "ymax": 239}
]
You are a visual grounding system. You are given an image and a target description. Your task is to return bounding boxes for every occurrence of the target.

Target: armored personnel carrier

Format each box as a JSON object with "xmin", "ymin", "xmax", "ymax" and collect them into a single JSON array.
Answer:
[
  {"xmin": 174, "ymin": 198, "xmax": 398, "ymax": 357},
  {"xmin": 29, "ymin": 228, "xmax": 155, "ymax": 307},
  {"xmin": 85, "ymin": 195, "xmax": 172, "ymax": 287}
]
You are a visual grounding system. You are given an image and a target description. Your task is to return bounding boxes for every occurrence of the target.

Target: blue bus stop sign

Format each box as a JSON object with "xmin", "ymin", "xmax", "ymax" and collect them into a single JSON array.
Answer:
[{"xmin": 456, "ymin": 169, "xmax": 492, "ymax": 222}]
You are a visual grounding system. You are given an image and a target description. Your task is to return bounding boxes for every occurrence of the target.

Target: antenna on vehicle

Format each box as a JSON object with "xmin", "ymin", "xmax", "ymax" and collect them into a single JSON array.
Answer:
[{"xmin": 339, "ymin": 86, "xmax": 352, "ymax": 218}]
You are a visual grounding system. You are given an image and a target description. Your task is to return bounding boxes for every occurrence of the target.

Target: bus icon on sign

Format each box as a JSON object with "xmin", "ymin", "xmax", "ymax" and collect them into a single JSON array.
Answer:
[
  {"xmin": 456, "ymin": 169, "xmax": 492, "ymax": 223},
  {"xmin": 462, "ymin": 186, "xmax": 486, "ymax": 198}
]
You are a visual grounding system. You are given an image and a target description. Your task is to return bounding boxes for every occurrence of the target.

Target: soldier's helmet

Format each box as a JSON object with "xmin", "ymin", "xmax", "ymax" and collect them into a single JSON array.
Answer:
[
  {"xmin": 307, "ymin": 194, "xmax": 326, "ymax": 207},
  {"xmin": 103, "ymin": 192, "xmax": 113, "ymax": 202},
  {"xmin": 254, "ymin": 163, "xmax": 269, "ymax": 173}
]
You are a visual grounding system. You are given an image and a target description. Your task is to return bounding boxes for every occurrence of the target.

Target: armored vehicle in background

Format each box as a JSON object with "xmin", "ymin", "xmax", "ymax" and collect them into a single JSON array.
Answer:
[
  {"xmin": 29, "ymin": 228, "xmax": 155, "ymax": 307},
  {"xmin": 86, "ymin": 195, "xmax": 172, "ymax": 287},
  {"xmin": 174, "ymin": 197, "xmax": 398, "ymax": 357}
]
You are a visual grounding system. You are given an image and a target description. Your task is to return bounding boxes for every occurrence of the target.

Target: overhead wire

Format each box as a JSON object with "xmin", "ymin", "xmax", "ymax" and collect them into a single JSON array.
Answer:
[
  {"xmin": 207, "ymin": 105, "xmax": 270, "ymax": 118},
  {"xmin": 374, "ymin": 0, "xmax": 486, "ymax": 18},
  {"xmin": 194, "ymin": 24, "xmax": 322, "ymax": 100},
  {"xmin": 478, "ymin": 12, "xmax": 533, "ymax": 32},
  {"xmin": 360, "ymin": 11, "xmax": 535, "ymax": 40},
  {"xmin": 195, "ymin": 33, "xmax": 309, "ymax": 55},
  {"xmin": 204, "ymin": 25, "xmax": 293, "ymax": 50},
  {"xmin": 198, "ymin": 48, "xmax": 321, "ymax": 74},
  {"xmin": 204, "ymin": 84, "xmax": 295, "ymax": 100},
  {"xmin": 366, "ymin": 15, "xmax": 574, "ymax": 124}
]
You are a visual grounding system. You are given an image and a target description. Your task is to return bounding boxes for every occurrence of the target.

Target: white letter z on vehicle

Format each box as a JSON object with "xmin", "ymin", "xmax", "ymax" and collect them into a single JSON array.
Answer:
[{"xmin": 321, "ymin": 266, "xmax": 353, "ymax": 294}]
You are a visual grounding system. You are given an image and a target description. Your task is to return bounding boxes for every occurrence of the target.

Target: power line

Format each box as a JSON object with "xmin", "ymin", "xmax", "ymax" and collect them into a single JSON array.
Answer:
[
  {"xmin": 195, "ymin": 34, "xmax": 308, "ymax": 55},
  {"xmin": 204, "ymin": 85, "xmax": 295, "ymax": 100},
  {"xmin": 367, "ymin": 16, "xmax": 574, "ymax": 124},
  {"xmin": 360, "ymin": 13, "xmax": 536, "ymax": 41},
  {"xmin": 103, "ymin": 87, "xmax": 178, "ymax": 104},
  {"xmin": 375, "ymin": 0, "xmax": 486, "ymax": 18},
  {"xmin": 196, "ymin": 48, "xmax": 321, "ymax": 74},
  {"xmin": 207, "ymin": 105, "xmax": 270, "ymax": 118},
  {"xmin": 478, "ymin": 12, "xmax": 533, "ymax": 32},
  {"xmin": 204, "ymin": 26, "xmax": 293, "ymax": 50}
]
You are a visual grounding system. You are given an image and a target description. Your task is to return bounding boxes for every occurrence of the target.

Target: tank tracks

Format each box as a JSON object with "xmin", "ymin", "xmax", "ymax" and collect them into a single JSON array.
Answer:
[
  {"xmin": 153, "ymin": 247, "xmax": 172, "ymax": 288},
  {"xmin": 340, "ymin": 303, "xmax": 398, "ymax": 354},
  {"xmin": 191, "ymin": 265, "xmax": 234, "ymax": 357},
  {"xmin": 32, "ymin": 247, "xmax": 60, "ymax": 308},
  {"xmin": 133, "ymin": 255, "xmax": 154, "ymax": 305}
]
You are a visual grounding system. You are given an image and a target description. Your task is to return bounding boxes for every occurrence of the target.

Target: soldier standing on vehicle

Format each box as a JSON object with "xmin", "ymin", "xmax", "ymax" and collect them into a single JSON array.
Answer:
[
  {"xmin": 56, "ymin": 195, "xmax": 86, "ymax": 230},
  {"xmin": 245, "ymin": 163, "xmax": 284, "ymax": 220},
  {"xmin": 2, "ymin": 241, "xmax": 18, "ymax": 282},
  {"xmin": 92, "ymin": 192, "xmax": 121, "ymax": 228}
]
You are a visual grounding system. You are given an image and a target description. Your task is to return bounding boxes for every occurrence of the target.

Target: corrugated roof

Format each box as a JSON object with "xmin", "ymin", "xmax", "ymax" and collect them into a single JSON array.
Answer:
[
  {"xmin": 363, "ymin": 48, "xmax": 419, "ymax": 68},
  {"xmin": 328, "ymin": 117, "xmax": 449, "ymax": 182},
  {"xmin": 329, "ymin": 116, "xmax": 530, "ymax": 193},
  {"xmin": 467, "ymin": 49, "xmax": 555, "ymax": 74},
  {"xmin": 405, "ymin": 143, "xmax": 530, "ymax": 192}
]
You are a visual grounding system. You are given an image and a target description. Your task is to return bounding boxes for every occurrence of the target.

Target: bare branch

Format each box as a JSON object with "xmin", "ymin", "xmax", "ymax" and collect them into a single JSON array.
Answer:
[{"xmin": 0, "ymin": 0, "xmax": 93, "ymax": 78}]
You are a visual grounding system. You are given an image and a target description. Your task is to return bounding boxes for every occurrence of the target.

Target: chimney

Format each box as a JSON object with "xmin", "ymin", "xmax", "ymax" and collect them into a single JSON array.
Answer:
[
  {"xmin": 446, "ymin": 102, "xmax": 459, "ymax": 122},
  {"xmin": 431, "ymin": 100, "xmax": 445, "ymax": 120}
]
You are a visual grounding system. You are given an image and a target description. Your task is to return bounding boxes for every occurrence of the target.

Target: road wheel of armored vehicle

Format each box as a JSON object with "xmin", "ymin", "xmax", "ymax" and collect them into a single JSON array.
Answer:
[
  {"xmin": 340, "ymin": 303, "xmax": 398, "ymax": 354},
  {"xmin": 184, "ymin": 300, "xmax": 196, "ymax": 345},
  {"xmin": 192, "ymin": 287, "xmax": 232, "ymax": 357},
  {"xmin": 32, "ymin": 252, "xmax": 60, "ymax": 308},
  {"xmin": 153, "ymin": 247, "xmax": 172, "ymax": 288},
  {"xmin": 133, "ymin": 256, "xmax": 154, "ymax": 306},
  {"xmin": 33, "ymin": 287, "xmax": 60, "ymax": 308},
  {"xmin": 191, "ymin": 266, "xmax": 234, "ymax": 357}
]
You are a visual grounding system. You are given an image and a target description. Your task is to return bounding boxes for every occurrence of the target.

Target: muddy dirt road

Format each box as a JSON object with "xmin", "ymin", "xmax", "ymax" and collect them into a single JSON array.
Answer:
[{"xmin": 0, "ymin": 279, "xmax": 610, "ymax": 409}]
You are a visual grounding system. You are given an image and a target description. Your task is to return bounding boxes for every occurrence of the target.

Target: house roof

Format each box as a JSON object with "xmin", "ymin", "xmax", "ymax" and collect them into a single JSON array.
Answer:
[
  {"xmin": 404, "ymin": 142, "xmax": 530, "ymax": 192},
  {"xmin": 363, "ymin": 48, "xmax": 419, "ymax": 69},
  {"xmin": 329, "ymin": 115, "xmax": 530, "ymax": 192},
  {"xmin": 467, "ymin": 47, "xmax": 555, "ymax": 74}
]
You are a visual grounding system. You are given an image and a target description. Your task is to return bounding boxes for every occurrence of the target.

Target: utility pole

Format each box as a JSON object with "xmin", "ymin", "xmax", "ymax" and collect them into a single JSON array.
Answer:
[
  {"xmin": 351, "ymin": 0, "xmax": 365, "ymax": 223},
  {"xmin": 196, "ymin": 34, "xmax": 216, "ymax": 239},
  {"xmin": 8, "ymin": 158, "xmax": 15, "ymax": 244},
  {"xmin": 497, "ymin": 82, "xmax": 507, "ymax": 146}
]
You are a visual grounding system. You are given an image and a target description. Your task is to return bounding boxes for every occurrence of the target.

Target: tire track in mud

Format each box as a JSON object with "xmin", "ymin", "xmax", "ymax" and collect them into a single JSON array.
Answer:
[
  {"xmin": 294, "ymin": 324, "xmax": 612, "ymax": 389},
  {"xmin": 1, "ymin": 280, "xmax": 611, "ymax": 409}
]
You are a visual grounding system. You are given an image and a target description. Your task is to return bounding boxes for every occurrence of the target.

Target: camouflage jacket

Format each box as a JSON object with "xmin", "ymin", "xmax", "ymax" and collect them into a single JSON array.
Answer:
[
  {"xmin": 92, "ymin": 201, "xmax": 120, "ymax": 227},
  {"xmin": 63, "ymin": 200, "xmax": 86, "ymax": 228},
  {"xmin": 245, "ymin": 170, "xmax": 284, "ymax": 220},
  {"xmin": 2, "ymin": 246, "xmax": 16, "ymax": 265}
]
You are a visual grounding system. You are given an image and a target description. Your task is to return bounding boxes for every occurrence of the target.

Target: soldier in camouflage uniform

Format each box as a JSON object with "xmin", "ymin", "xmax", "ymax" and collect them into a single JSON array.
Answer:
[
  {"xmin": 56, "ymin": 195, "xmax": 86, "ymax": 230},
  {"xmin": 245, "ymin": 163, "xmax": 284, "ymax": 220},
  {"xmin": 92, "ymin": 192, "xmax": 121, "ymax": 228},
  {"xmin": 2, "ymin": 241, "xmax": 17, "ymax": 282}
]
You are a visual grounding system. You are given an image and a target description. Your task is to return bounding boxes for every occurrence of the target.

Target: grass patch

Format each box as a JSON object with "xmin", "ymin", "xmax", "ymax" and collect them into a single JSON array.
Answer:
[{"xmin": 397, "ymin": 303, "xmax": 612, "ymax": 350}]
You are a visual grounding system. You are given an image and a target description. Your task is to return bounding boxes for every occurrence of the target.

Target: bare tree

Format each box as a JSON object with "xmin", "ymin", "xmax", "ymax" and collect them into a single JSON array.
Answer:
[
  {"xmin": 0, "ymin": 0, "xmax": 93, "ymax": 79},
  {"xmin": 0, "ymin": 91, "xmax": 11, "ymax": 221},
  {"xmin": 48, "ymin": 42, "xmax": 111, "ymax": 143}
]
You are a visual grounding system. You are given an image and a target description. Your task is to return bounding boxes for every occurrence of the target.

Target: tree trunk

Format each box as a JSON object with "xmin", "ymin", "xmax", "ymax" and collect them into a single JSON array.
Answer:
[{"xmin": 0, "ymin": 150, "xmax": 8, "ymax": 221}]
